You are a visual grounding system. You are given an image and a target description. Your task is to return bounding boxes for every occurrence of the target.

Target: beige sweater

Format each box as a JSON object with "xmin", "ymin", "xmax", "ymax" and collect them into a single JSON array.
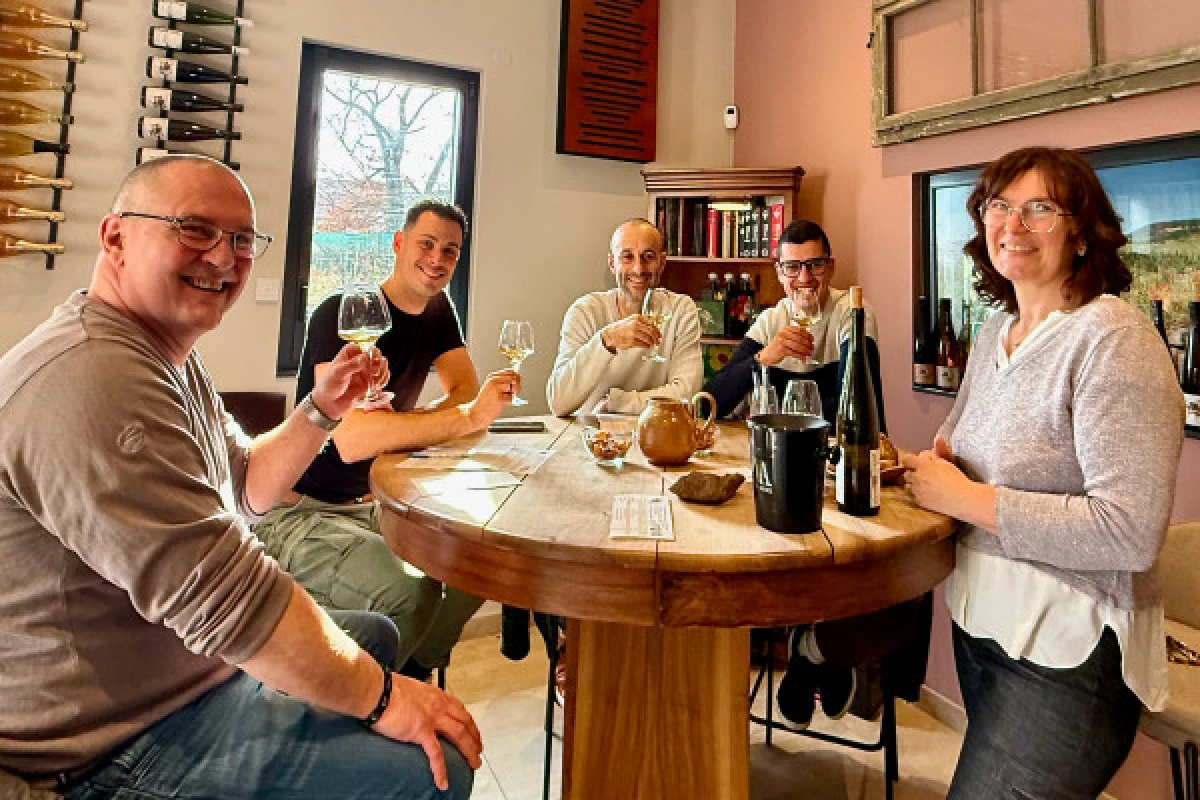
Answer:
[{"xmin": 0, "ymin": 292, "xmax": 293, "ymax": 774}]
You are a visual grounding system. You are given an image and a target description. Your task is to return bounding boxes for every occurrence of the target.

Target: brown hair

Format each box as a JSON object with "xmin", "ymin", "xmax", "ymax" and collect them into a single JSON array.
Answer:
[{"xmin": 963, "ymin": 146, "xmax": 1131, "ymax": 313}]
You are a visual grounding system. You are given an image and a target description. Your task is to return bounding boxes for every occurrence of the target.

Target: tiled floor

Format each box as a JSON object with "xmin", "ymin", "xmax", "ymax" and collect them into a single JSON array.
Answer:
[{"xmin": 445, "ymin": 633, "xmax": 964, "ymax": 800}]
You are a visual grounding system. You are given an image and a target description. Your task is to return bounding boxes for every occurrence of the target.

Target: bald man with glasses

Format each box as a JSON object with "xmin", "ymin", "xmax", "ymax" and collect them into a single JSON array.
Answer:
[{"xmin": 704, "ymin": 219, "xmax": 887, "ymax": 426}]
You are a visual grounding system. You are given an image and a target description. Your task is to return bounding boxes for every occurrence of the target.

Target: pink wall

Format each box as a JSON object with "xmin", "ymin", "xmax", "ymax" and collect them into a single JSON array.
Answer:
[{"xmin": 733, "ymin": 2, "xmax": 1200, "ymax": 798}]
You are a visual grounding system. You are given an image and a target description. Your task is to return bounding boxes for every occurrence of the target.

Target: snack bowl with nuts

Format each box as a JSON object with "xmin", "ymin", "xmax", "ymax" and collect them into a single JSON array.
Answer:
[{"xmin": 579, "ymin": 413, "xmax": 637, "ymax": 467}]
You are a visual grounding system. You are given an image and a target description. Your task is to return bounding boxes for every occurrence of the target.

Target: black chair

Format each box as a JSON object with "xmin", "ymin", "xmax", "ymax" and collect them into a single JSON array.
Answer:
[
  {"xmin": 218, "ymin": 391, "xmax": 288, "ymax": 436},
  {"xmin": 749, "ymin": 626, "xmax": 900, "ymax": 800}
]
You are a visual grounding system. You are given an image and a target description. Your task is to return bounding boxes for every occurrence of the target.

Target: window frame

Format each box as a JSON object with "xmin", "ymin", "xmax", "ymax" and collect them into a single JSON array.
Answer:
[
  {"xmin": 276, "ymin": 41, "xmax": 479, "ymax": 377},
  {"xmin": 914, "ymin": 133, "xmax": 1200, "ymax": 392}
]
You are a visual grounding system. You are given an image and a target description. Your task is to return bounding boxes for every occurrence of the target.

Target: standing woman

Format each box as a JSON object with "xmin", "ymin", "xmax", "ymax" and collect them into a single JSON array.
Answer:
[{"xmin": 904, "ymin": 146, "xmax": 1184, "ymax": 799}]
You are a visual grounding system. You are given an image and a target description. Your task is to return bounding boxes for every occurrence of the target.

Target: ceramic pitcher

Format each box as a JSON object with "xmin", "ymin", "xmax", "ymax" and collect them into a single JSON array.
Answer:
[{"xmin": 636, "ymin": 391, "xmax": 717, "ymax": 467}]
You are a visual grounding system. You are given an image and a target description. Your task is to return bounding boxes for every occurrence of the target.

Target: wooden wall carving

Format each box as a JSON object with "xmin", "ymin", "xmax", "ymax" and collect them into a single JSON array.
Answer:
[{"xmin": 557, "ymin": 0, "xmax": 658, "ymax": 163}]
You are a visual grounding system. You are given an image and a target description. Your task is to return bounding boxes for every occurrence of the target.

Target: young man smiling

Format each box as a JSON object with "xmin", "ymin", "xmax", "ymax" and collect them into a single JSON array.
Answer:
[{"xmin": 255, "ymin": 200, "xmax": 519, "ymax": 682}]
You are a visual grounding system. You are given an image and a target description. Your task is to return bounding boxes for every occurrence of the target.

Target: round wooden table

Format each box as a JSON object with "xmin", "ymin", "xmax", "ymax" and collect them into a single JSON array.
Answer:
[{"xmin": 371, "ymin": 417, "xmax": 955, "ymax": 800}]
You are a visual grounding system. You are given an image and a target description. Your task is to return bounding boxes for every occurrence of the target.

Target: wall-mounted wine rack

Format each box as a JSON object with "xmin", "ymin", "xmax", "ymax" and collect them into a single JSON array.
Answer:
[
  {"xmin": 0, "ymin": 0, "xmax": 85, "ymax": 270},
  {"xmin": 139, "ymin": 0, "xmax": 248, "ymax": 171}
]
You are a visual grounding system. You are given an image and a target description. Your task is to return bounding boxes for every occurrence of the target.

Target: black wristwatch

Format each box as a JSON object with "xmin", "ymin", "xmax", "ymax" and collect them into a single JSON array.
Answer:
[
  {"xmin": 299, "ymin": 394, "xmax": 339, "ymax": 433},
  {"xmin": 361, "ymin": 666, "xmax": 392, "ymax": 729}
]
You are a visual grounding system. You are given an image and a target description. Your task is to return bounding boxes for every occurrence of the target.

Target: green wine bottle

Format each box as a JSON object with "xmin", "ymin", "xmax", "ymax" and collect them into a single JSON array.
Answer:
[
  {"xmin": 153, "ymin": 1, "xmax": 252, "ymax": 27},
  {"xmin": 835, "ymin": 286, "xmax": 880, "ymax": 516}
]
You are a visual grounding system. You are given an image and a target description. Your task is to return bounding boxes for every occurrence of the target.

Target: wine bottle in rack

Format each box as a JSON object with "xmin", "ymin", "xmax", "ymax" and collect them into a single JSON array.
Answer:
[
  {"xmin": 0, "ymin": 164, "xmax": 71, "ymax": 190},
  {"xmin": 0, "ymin": 2, "xmax": 88, "ymax": 31},
  {"xmin": 0, "ymin": 131, "xmax": 67, "ymax": 156},
  {"xmin": 139, "ymin": 117, "xmax": 241, "ymax": 143},
  {"xmin": 0, "ymin": 31, "xmax": 84, "ymax": 62},
  {"xmin": 153, "ymin": 1, "xmax": 252, "ymax": 27},
  {"xmin": 141, "ymin": 86, "xmax": 243, "ymax": 113},
  {"xmin": 1182, "ymin": 301, "xmax": 1200, "ymax": 429},
  {"xmin": 912, "ymin": 295, "xmax": 936, "ymax": 387},
  {"xmin": 0, "ymin": 63, "xmax": 73, "ymax": 92},
  {"xmin": 0, "ymin": 232, "xmax": 65, "ymax": 256},
  {"xmin": 136, "ymin": 146, "xmax": 240, "ymax": 171},
  {"xmin": 0, "ymin": 97, "xmax": 71, "ymax": 125},
  {"xmin": 0, "ymin": 197, "xmax": 64, "ymax": 223},
  {"xmin": 146, "ymin": 56, "xmax": 247, "ymax": 85},
  {"xmin": 148, "ymin": 27, "xmax": 248, "ymax": 57},
  {"xmin": 935, "ymin": 298, "xmax": 961, "ymax": 391}
]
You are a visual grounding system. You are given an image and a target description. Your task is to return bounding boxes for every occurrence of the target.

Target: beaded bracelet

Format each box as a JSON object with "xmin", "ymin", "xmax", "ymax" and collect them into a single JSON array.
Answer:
[{"xmin": 361, "ymin": 666, "xmax": 392, "ymax": 729}]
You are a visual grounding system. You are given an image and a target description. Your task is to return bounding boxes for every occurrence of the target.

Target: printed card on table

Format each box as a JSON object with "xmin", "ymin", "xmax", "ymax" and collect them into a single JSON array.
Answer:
[{"xmin": 609, "ymin": 495, "xmax": 674, "ymax": 541}]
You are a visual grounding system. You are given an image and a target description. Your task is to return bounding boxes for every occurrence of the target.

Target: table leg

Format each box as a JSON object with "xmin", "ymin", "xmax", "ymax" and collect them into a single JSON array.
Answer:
[{"xmin": 562, "ymin": 618, "xmax": 750, "ymax": 800}]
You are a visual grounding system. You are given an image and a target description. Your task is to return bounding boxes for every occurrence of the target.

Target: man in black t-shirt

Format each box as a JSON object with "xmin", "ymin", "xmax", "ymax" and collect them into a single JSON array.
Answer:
[{"xmin": 255, "ymin": 200, "xmax": 519, "ymax": 680}]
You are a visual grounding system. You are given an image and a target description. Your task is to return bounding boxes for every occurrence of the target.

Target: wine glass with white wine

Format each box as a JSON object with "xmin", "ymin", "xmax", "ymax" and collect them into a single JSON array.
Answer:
[
  {"xmin": 498, "ymin": 320, "xmax": 534, "ymax": 406},
  {"xmin": 640, "ymin": 285, "xmax": 672, "ymax": 363},
  {"xmin": 338, "ymin": 284, "xmax": 393, "ymax": 408},
  {"xmin": 789, "ymin": 286, "xmax": 822, "ymax": 365}
]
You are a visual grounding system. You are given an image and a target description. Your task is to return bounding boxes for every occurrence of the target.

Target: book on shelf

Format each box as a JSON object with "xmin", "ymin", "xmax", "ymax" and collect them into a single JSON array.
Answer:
[
  {"xmin": 768, "ymin": 196, "xmax": 785, "ymax": 258},
  {"xmin": 721, "ymin": 210, "xmax": 734, "ymax": 258},
  {"xmin": 664, "ymin": 198, "xmax": 680, "ymax": 256},
  {"xmin": 705, "ymin": 206, "xmax": 719, "ymax": 258},
  {"xmin": 689, "ymin": 199, "xmax": 706, "ymax": 257}
]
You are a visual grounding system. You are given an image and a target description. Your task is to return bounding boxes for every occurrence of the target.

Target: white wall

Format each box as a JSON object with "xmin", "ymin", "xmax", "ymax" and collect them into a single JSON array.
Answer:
[{"xmin": 0, "ymin": 0, "xmax": 735, "ymax": 414}]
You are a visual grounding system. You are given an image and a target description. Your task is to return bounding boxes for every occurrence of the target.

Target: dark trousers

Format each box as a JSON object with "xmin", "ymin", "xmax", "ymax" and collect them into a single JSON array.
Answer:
[{"xmin": 948, "ymin": 623, "xmax": 1142, "ymax": 800}]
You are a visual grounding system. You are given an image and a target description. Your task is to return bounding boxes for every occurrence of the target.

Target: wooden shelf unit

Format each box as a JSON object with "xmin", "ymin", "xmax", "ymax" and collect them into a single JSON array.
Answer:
[{"xmin": 641, "ymin": 166, "xmax": 805, "ymax": 309}]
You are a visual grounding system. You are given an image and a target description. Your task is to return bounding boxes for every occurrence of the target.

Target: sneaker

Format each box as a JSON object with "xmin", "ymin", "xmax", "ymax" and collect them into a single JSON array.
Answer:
[
  {"xmin": 554, "ymin": 662, "xmax": 567, "ymax": 707},
  {"xmin": 817, "ymin": 662, "xmax": 857, "ymax": 720},
  {"xmin": 775, "ymin": 628, "xmax": 817, "ymax": 728}
]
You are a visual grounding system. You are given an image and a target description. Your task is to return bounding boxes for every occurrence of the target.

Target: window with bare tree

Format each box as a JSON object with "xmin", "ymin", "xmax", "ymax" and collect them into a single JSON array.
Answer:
[{"xmin": 277, "ymin": 42, "xmax": 478, "ymax": 375}]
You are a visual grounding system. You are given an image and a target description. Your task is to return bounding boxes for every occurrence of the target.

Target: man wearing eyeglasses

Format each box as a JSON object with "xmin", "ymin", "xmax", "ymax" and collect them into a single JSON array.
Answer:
[
  {"xmin": 546, "ymin": 217, "xmax": 703, "ymax": 415},
  {"xmin": 0, "ymin": 157, "xmax": 479, "ymax": 797},
  {"xmin": 704, "ymin": 219, "xmax": 886, "ymax": 426}
]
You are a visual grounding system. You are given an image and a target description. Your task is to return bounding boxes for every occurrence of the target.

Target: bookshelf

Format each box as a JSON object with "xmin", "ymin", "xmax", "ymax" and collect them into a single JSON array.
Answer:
[{"xmin": 640, "ymin": 166, "xmax": 805, "ymax": 307}]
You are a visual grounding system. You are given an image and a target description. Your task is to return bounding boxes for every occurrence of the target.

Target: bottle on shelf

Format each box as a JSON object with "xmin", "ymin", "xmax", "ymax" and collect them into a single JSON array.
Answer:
[
  {"xmin": 139, "ymin": 117, "xmax": 242, "ymax": 143},
  {"xmin": 153, "ymin": 1, "xmax": 252, "ymax": 27},
  {"xmin": 700, "ymin": 272, "xmax": 718, "ymax": 302},
  {"xmin": 148, "ymin": 27, "xmax": 248, "ymax": 57},
  {"xmin": 0, "ymin": 197, "xmax": 63, "ymax": 223},
  {"xmin": 0, "ymin": 130, "xmax": 67, "ymax": 156},
  {"xmin": 0, "ymin": 31, "xmax": 84, "ymax": 62},
  {"xmin": 958, "ymin": 304, "xmax": 973, "ymax": 364},
  {"xmin": 912, "ymin": 295, "xmax": 936, "ymax": 387},
  {"xmin": 737, "ymin": 272, "xmax": 756, "ymax": 334},
  {"xmin": 935, "ymin": 298, "xmax": 961, "ymax": 391},
  {"xmin": 0, "ymin": 164, "xmax": 71, "ymax": 190},
  {"xmin": 146, "ymin": 56, "xmax": 247, "ymax": 85},
  {"xmin": 141, "ymin": 86, "xmax": 243, "ymax": 113},
  {"xmin": 0, "ymin": 231, "xmax": 64, "ymax": 256},
  {"xmin": 0, "ymin": 2, "xmax": 88, "ymax": 31},
  {"xmin": 135, "ymin": 146, "xmax": 239, "ymax": 171},
  {"xmin": 0, "ymin": 63, "xmax": 73, "ymax": 92},
  {"xmin": 724, "ymin": 272, "xmax": 743, "ymax": 337},
  {"xmin": 836, "ymin": 286, "xmax": 881, "ymax": 517},
  {"xmin": 1183, "ymin": 301, "xmax": 1200, "ymax": 429},
  {"xmin": 0, "ymin": 97, "xmax": 70, "ymax": 125}
]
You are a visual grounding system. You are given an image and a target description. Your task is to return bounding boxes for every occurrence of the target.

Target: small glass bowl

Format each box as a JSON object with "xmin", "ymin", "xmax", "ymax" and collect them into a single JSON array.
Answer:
[
  {"xmin": 580, "ymin": 414, "xmax": 636, "ymax": 467},
  {"xmin": 694, "ymin": 423, "xmax": 719, "ymax": 456}
]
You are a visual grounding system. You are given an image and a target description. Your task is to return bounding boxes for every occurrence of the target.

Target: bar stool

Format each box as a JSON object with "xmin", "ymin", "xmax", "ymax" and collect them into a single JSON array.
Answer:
[{"xmin": 1140, "ymin": 521, "xmax": 1200, "ymax": 800}]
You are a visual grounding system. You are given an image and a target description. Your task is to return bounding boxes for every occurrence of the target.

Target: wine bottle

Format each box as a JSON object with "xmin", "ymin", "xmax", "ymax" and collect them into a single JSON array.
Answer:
[
  {"xmin": 1151, "ymin": 298, "xmax": 1171, "ymax": 347},
  {"xmin": 0, "ymin": 130, "xmax": 67, "ymax": 156},
  {"xmin": 0, "ymin": 63, "xmax": 73, "ymax": 92},
  {"xmin": 0, "ymin": 2, "xmax": 88, "ymax": 31},
  {"xmin": 958, "ymin": 304, "xmax": 973, "ymax": 364},
  {"xmin": 1182, "ymin": 301, "xmax": 1200, "ymax": 429},
  {"xmin": 724, "ymin": 272, "xmax": 741, "ymax": 336},
  {"xmin": 0, "ymin": 231, "xmax": 64, "ymax": 256},
  {"xmin": 153, "ymin": 1, "xmax": 252, "ymax": 27},
  {"xmin": 935, "ymin": 298, "xmax": 961, "ymax": 391},
  {"xmin": 740, "ymin": 272, "xmax": 756, "ymax": 329},
  {"xmin": 912, "ymin": 295, "xmax": 936, "ymax": 387},
  {"xmin": 135, "ymin": 146, "xmax": 240, "ymax": 171},
  {"xmin": 0, "ymin": 164, "xmax": 71, "ymax": 189},
  {"xmin": 141, "ymin": 86, "xmax": 243, "ymax": 113},
  {"xmin": 146, "ymin": 56, "xmax": 247, "ymax": 85},
  {"xmin": 148, "ymin": 27, "xmax": 248, "ymax": 57},
  {"xmin": 836, "ymin": 286, "xmax": 880, "ymax": 516},
  {"xmin": 700, "ymin": 271, "xmax": 717, "ymax": 302},
  {"xmin": 0, "ymin": 197, "xmax": 62, "ymax": 222},
  {"xmin": 0, "ymin": 97, "xmax": 70, "ymax": 125},
  {"xmin": 0, "ymin": 31, "xmax": 84, "ymax": 62},
  {"xmin": 138, "ymin": 117, "xmax": 241, "ymax": 142}
]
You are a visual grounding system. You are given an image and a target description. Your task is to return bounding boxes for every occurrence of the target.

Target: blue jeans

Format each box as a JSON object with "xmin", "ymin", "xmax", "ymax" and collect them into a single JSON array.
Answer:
[
  {"xmin": 64, "ymin": 611, "xmax": 474, "ymax": 800},
  {"xmin": 948, "ymin": 623, "xmax": 1141, "ymax": 800}
]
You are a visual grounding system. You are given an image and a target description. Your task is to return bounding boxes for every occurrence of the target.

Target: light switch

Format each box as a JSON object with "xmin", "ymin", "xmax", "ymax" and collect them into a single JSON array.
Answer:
[{"xmin": 255, "ymin": 277, "xmax": 280, "ymax": 304}]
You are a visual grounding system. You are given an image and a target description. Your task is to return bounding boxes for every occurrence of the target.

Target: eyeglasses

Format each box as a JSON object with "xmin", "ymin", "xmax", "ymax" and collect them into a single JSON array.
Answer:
[
  {"xmin": 118, "ymin": 212, "xmax": 273, "ymax": 259},
  {"xmin": 777, "ymin": 257, "xmax": 832, "ymax": 277},
  {"xmin": 979, "ymin": 198, "xmax": 1071, "ymax": 234}
]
